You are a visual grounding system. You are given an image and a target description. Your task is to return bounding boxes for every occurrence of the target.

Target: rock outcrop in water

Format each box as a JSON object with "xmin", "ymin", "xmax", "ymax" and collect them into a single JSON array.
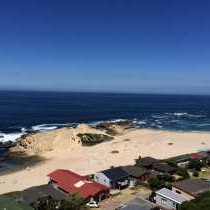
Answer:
[{"xmin": 9, "ymin": 124, "xmax": 105, "ymax": 155}]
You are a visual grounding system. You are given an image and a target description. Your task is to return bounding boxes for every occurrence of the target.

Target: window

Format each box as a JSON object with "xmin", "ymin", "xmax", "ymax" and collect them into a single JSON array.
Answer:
[{"xmin": 161, "ymin": 198, "xmax": 167, "ymax": 205}]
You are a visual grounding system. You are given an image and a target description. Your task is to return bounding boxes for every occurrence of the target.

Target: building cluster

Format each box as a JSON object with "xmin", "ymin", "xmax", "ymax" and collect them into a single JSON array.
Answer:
[{"xmin": 11, "ymin": 149, "xmax": 210, "ymax": 209}]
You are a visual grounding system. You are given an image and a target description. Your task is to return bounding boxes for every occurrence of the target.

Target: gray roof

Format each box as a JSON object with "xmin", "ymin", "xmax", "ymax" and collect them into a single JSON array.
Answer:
[
  {"xmin": 123, "ymin": 166, "xmax": 149, "ymax": 178},
  {"xmin": 15, "ymin": 184, "xmax": 67, "ymax": 205},
  {"xmin": 156, "ymin": 188, "xmax": 187, "ymax": 204},
  {"xmin": 153, "ymin": 163, "xmax": 177, "ymax": 173},
  {"xmin": 138, "ymin": 157, "xmax": 159, "ymax": 167},
  {"xmin": 101, "ymin": 167, "xmax": 129, "ymax": 181},
  {"xmin": 170, "ymin": 154, "xmax": 191, "ymax": 163},
  {"xmin": 173, "ymin": 179, "xmax": 210, "ymax": 197},
  {"xmin": 120, "ymin": 197, "xmax": 155, "ymax": 210}
]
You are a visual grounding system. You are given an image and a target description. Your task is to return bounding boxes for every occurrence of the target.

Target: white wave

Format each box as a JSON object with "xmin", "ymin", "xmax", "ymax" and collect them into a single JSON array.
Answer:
[
  {"xmin": 21, "ymin": 127, "xmax": 27, "ymax": 132},
  {"xmin": 31, "ymin": 124, "xmax": 58, "ymax": 132},
  {"xmin": 166, "ymin": 112, "xmax": 205, "ymax": 118},
  {"xmin": 137, "ymin": 120, "xmax": 147, "ymax": 125},
  {"xmin": 0, "ymin": 132, "xmax": 25, "ymax": 142},
  {"xmin": 197, "ymin": 123, "xmax": 210, "ymax": 127}
]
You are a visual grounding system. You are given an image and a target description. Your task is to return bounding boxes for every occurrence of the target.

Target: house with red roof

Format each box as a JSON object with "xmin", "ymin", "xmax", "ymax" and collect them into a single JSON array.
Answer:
[{"xmin": 47, "ymin": 169, "xmax": 110, "ymax": 202}]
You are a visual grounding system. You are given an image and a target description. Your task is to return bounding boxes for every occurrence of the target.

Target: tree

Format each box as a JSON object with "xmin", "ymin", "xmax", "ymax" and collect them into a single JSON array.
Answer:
[
  {"xmin": 192, "ymin": 170, "xmax": 199, "ymax": 177},
  {"xmin": 148, "ymin": 177, "xmax": 165, "ymax": 190},
  {"xmin": 189, "ymin": 160, "xmax": 203, "ymax": 171},
  {"xmin": 179, "ymin": 192, "xmax": 210, "ymax": 210},
  {"xmin": 35, "ymin": 196, "xmax": 59, "ymax": 210},
  {"xmin": 35, "ymin": 193, "xmax": 89, "ymax": 210},
  {"xmin": 176, "ymin": 168, "xmax": 190, "ymax": 179},
  {"xmin": 60, "ymin": 193, "xmax": 89, "ymax": 210}
]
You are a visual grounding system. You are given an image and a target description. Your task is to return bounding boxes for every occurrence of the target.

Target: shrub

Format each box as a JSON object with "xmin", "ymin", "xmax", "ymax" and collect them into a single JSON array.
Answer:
[
  {"xmin": 192, "ymin": 170, "xmax": 199, "ymax": 177},
  {"xmin": 176, "ymin": 168, "xmax": 190, "ymax": 179}
]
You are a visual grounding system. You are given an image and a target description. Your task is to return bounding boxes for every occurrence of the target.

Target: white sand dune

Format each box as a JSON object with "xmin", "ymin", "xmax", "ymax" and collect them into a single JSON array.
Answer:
[{"xmin": 0, "ymin": 128, "xmax": 210, "ymax": 194}]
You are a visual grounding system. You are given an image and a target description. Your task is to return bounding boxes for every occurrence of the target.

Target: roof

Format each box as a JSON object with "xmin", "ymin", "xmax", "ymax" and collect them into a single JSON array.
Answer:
[
  {"xmin": 173, "ymin": 179, "xmax": 210, "ymax": 197},
  {"xmin": 48, "ymin": 169, "xmax": 109, "ymax": 199},
  {"xmin": 101, "ymin": 167, "xmax": 129, "ymax": 181},
  {"xmin": 156, "ymin": 188, "xmax": 187, "ymax": 204},
  {"xmin": 123, "ymin": 166, "xmax": 149, "ymax": 178},
  {"xmin": 189, "ymin": 153, "xmax": 205, "ymax": 160},
  {"xmin": 16, "ymin": 184, "xmax": 67, "ymax": 205},
  {"xmin": 170, "ymin": 154, "xmax": 191, "ymax": 163},
  {"xmin": 120, "ymin": 197, "xmax": 155, "ymax": 210},
  {"xmin": 137, "ymin": 157, "xmax": 158, "ymax": 167},
  {"xmin": 153, "ymin": 163, "xmax": 177, "ymax": 173},
  {"xmin": 198, "ymin": 151, "xmax": 210, "ymax": 158},
  {"xmin": 0, "ymin": 196, "xmax": 33, "ymax": 210}
]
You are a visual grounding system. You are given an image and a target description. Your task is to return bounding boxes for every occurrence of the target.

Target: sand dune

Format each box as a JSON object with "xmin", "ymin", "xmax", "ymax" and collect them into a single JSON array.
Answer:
[{"xmin": 1, "ymin": 128, "xmax": 210, "ymax": 194}]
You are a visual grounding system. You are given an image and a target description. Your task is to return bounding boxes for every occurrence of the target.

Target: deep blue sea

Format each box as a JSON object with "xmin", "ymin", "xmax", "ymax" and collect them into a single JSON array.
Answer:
[{"xmin": 1, "ymin": 90, "xmax": 210, "ymax": 142}]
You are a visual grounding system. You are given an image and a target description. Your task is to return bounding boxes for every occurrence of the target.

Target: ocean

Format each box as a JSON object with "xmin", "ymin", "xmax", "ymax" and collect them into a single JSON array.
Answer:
[{"xmin": 1, "ymin": 90, "xmax": 210, "ymax": 143}]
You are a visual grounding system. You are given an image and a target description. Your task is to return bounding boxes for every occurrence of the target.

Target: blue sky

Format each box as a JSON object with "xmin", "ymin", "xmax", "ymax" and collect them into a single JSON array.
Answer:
[{"xmin": 0, "ymin": 0, "xmax": 210, "ymax": 94}]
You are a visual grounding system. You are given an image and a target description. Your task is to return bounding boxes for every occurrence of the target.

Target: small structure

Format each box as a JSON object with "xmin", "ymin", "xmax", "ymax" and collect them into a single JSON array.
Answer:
[
  {"xmin": 155, "ymin": 188, "xmax": 187, "ymax": 210},
  {"xmin": 136, "ymin": 156, "xmax": 159, "ymax": 169},
  {"xmin": 123, "ymin": 165, "xmax": 150, "ymax": 186},
  {"xmin": 169, "ymin": 154, "xmax": 191, "ymax": 168},
  {"xmin": 172, "ymin": 179, "xmax": 210, "ymax": 200},
  {"xmin": 15, "ymin": 184, "xmax": 67, "ymax": 206},
  {"xmin": 153, "ymin": 163, "xmax": 177, "ymax": 175},
  {"xmin": 48, "ymin": 169, "xmax": 109, "ymax": 202},
  {"xmin": 189, "ymin": 152, "xmax": 209, "ymax": 164},
  {"xmin": 94, "ymin": 167, "xmax": 129, "ymax": 189}
]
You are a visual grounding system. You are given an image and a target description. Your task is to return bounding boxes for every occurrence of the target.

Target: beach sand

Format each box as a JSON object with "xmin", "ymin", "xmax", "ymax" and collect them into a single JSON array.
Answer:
[{"xmin": 0, "ymin": 128, "xmax": 210, "ymax": 194}]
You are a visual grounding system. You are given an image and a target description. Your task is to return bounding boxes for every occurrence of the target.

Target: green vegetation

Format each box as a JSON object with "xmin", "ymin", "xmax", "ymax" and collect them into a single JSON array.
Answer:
[
  {"xmin": 180, "ymin": 192, "xmax": 210, "ymax": 210},
  {"xmin": 176, "ymin": 168, "xmax": 190, "ymax": 180},
  {"xmin": 188, "ymin": 160, "xmax": 203, "ymax": 171},
  {"xmin": 148, "ymin": 175, "xmax": 173, "ymax": 190},
  {"xmin": 35, "ymin": 193, "xmax": 90, "ymax": 210},
  {"xmin": 77, "ymin": 133, "xmax": 113, "ymax": 146},
  {"xmin": 0, "ymin": 196, "xmax": 33, "ymax": 210}
]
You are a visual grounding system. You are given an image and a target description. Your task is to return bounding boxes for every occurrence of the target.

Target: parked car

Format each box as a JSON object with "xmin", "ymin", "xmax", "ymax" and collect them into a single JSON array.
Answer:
[
  {"xmin": 115, "ymin": 204, "xmax": 126, "ymax": 209},
  {"xmin": 86, "ymin": 201, "xmax": 99, "ymax": 208}
]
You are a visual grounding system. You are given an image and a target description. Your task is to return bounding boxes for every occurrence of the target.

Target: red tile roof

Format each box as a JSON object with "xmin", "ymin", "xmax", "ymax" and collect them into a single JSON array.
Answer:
[
  {"xmin": 190, "ymin": 153, "xmax": 204, "ymax": 161},
  {"xmin": 47, "ymin": 169, "xmax": 109, "ymax": 199}
]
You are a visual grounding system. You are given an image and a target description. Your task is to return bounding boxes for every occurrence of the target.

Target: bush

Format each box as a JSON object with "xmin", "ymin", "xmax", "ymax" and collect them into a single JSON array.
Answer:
[
  {"xmin": 192, "ymin": 170, "xmax": 199, "ymax": 177},
  {"xmin": 77, "ymin": 133, "xmax": 113, "ymax": 146},
  {"xmin": 179, "ymin": 192, "xmax": 210, "ymax": 210},
  {"xmin": 188, "ymin": 160, "xmax": 203, "ymax": 171},
  {"xmin": 176, "ymin": 168, "xmax": 190, "ymax": 179},
  {"xmin": 148, "ymin": 177, "xmax": 165, "ymax": 190}
]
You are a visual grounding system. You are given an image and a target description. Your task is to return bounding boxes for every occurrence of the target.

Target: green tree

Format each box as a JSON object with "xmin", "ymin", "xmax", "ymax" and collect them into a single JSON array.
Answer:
[
  {"xmin": 60, "ymin": 193, "xmax": 89, "ymax": 210},
  {"xmin": 179, "ymin": 192, "xmax": 210, "ymax": 210},
  {"xmin": 176, "ymin": 168, "xmax": 190, "ymax": 179},
  {"xmin": 35, "ymin": 193, "xmax": 89, "ymax": 210}
]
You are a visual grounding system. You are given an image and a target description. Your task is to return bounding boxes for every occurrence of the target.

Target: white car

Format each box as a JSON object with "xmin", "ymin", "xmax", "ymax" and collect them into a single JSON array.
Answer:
[{"xmin": 86, "ymin": 201, "xmax": 99, "ymax": 208}]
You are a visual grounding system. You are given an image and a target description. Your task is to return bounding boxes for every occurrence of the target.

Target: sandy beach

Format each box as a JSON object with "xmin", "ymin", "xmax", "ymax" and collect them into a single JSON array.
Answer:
[{"xmin": 0, "ymin": 128, "xmax": 210, "ymax": 194}]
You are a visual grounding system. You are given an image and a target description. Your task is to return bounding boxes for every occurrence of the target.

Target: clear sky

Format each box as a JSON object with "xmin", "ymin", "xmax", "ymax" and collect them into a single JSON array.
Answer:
[{"xmin": 0, "ymin": 0, "xmax": 210, "ymax": 94}]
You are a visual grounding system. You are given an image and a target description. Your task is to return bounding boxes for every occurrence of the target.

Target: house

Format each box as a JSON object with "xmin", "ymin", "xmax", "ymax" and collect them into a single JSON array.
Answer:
[
  {"xmin": 136, "ymin": 156, "xmax": 159, "ymax": 169},
  {"xmin": 15, "ymin": 184, "xmax": 67, "ymax": 206},
  {"xmin": 48, "ymin": 169, "xmax": 109, "ymax": 202},
  {"xmin": 169, "ymin": 154, "xmax": 191, "ymax": 168},
  {"xmin": 155, "ymin": 188, "xmax": 187, "ymax": 210},
  {"xmin": 94, "ymin": 167, "xmax": 129, "ymax": 189},
  {"xmin": 153, "ymin": 163, "xmax": 177, "ymax": 175},
  {"xmin": 172, "ymin": 179, "xmax": 210, "ymax": 200},
  {"xmin": 122, "ymin": 165, "xmax": 150, "ymax": 186},
  {"xmin": 189, "ymin": 152, "xmax": 209, "ymax": 164},
  {"xmin": 119, "ymin": 197, "xmax": 156, "ymax": 210}
]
